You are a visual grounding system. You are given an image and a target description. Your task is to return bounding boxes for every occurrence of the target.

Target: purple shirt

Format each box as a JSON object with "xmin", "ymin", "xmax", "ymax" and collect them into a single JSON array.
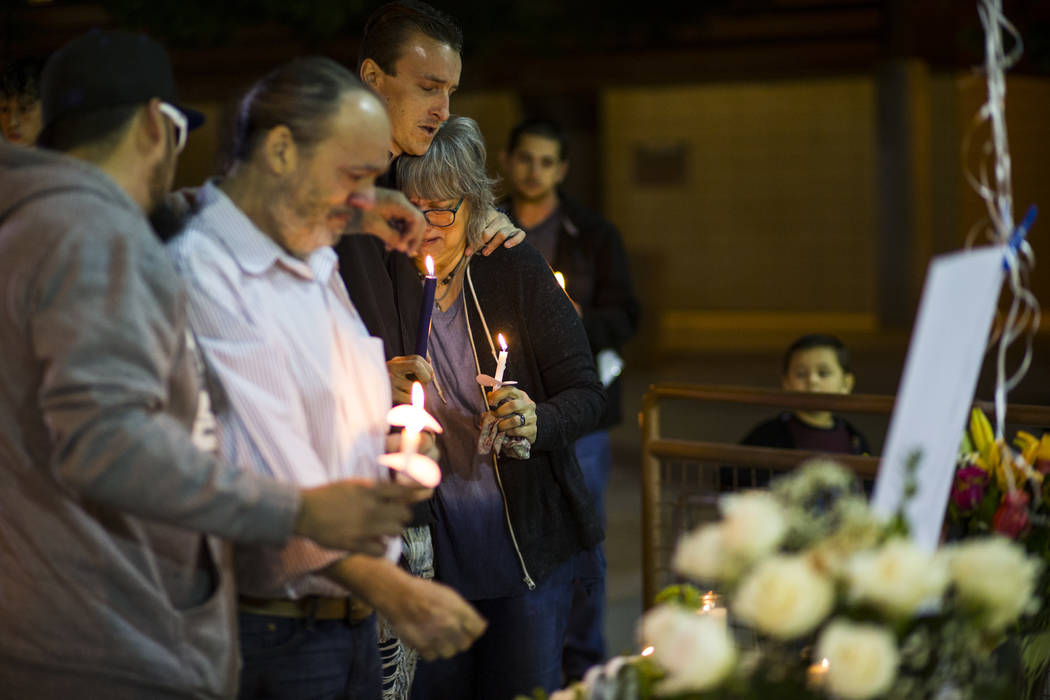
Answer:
[{"xmin": 426, "ymin": 293, "xmax": 528, "ymax": 600}]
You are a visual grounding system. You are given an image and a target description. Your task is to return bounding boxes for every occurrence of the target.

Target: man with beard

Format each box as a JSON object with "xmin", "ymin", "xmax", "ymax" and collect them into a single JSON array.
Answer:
[
  {"xmin": 0, "ymin": 31, "xmax": 421, "ymax": 700},
  {"xmin": 167, "ymin": 57, "xmax": 487, "ymax": 700}
]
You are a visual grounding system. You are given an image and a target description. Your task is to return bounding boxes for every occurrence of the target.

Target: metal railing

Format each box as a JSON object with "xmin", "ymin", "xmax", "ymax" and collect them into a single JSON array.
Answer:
[{"xmin": 638, "ymin": 382, "xmax": 1050, "ymax": 607}]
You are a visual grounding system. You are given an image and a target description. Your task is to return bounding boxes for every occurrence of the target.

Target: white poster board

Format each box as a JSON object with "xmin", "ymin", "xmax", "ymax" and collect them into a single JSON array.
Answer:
[{"xmin": 871, "ymin": 245, "xmax": 1005, "ymax": 551}]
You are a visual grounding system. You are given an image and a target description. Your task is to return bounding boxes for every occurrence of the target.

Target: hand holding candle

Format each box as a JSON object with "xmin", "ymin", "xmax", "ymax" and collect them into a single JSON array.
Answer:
[
  {"xmin": 378, "ymin": 382, "xmax": 443, "ymax": 488},
  {"xmin": 414, "ymin": 255, "xmax": 437, "ymax": 358},
  {"xmin": 476, "ymin": 332, "xmax": 516, "ymax": 389}
]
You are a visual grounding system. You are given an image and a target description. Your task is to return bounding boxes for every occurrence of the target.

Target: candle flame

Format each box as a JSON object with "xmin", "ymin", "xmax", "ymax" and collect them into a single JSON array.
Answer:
[
  {"xmin": 424, "ymin": 255, "xmax": 435, "ymax": 276},
  {"xmin": 640, "ymin": 646, "xmax": 654, "ymax": 657},
  {"xmin": 821, "ymin": 658, "xmax": 829, "ymax": 669},
  {"xmin": 411, "ymin": 381, "xmax": 424, "ymax": 408},
  {"xmin": 498, "ymin": 333, "xmax": 507, "ymax": 351},
  {"xmin": 553, "ymin": 271, "xmax": 566, "ymax": 289}
]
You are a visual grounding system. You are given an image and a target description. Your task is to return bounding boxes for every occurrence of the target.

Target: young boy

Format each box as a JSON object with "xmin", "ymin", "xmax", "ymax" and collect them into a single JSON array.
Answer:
[{"xmin": 742, "ymin": 333, "xmax": 870, "ymax": 454}]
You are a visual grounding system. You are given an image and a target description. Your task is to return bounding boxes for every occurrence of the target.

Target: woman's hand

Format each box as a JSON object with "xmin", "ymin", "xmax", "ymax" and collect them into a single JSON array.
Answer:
[
  {"xmin": 486, "ymin": 386, "xmax": 538, "ymax": 445},
  {"xmin": 387, "ymin": 355, "xmax": 434, "ymax": 404}
]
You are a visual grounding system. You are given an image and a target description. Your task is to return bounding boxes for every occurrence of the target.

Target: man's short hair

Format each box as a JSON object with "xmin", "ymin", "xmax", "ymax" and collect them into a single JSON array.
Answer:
[
  {"xmin": 396, "ymin": 115, "xmax": 496, "ymax": 251},
  {"xmin": 506, "ymin": 117, "xmax": 569, "ymax": 162},
  {"xmin": 358, "ymin": 0, "xmax": 463, "ymax": 74},
  {"xmin": 782, "ymin": 333, "xmax": 852, "ymax": 375},
  {"xmin": 0, "ymin": 57, "xmax": 46, "ymax": 101},
  {"xmin": 228, "ymin": 56, "xmax": 367, "ymax": 166}
]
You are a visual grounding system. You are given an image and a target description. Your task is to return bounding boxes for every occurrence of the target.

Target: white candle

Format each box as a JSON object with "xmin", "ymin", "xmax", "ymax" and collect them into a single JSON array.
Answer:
[
  {"xmin": 400, "ymin": 382, "xmax": 425, "ymax": 456},
  {"xmin": 494, "ymin": 333, "xmax": 508, "ymax": 383},
  {"xmin": 380, "ymin": 382, "xmax": 443, "ymax": 487},
  {"xmin": 698, "ymin": 590, "xmax": 728, "ymax": 629}
]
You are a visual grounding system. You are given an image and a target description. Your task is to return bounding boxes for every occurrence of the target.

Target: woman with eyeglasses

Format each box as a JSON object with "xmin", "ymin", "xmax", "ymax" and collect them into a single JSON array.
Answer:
[{"xmin": 386, "ymin": 115, "xmax": 604, "ymax": 700}]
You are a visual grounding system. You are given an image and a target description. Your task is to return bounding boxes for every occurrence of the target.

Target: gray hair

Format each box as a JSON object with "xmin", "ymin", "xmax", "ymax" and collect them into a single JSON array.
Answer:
[{"xmin": 396, "ymin": 115, "xmax": 496, "ymax": 250}]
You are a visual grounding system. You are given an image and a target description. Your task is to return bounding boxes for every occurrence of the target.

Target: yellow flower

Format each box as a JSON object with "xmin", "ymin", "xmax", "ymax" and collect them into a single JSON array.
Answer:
[{"xmin": 1015, "ymin": 431, "xmax": 1050, "ymax": 479}]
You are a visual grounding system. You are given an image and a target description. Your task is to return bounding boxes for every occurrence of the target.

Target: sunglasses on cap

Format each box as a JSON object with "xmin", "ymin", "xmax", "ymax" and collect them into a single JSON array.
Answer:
[{"xmin": 158, "ymin": 101, "xmax": 187, "ymax": 154}]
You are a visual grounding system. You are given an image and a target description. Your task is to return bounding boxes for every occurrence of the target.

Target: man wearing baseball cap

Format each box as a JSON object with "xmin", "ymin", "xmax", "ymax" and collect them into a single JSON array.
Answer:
[{"xmin": 0, "ymin": 29, "xmax": 422, "ymax": 700}]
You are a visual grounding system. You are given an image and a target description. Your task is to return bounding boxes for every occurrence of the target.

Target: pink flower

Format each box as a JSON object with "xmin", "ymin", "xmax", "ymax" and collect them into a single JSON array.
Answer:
[
  {"xmin": 993, "ymin": 491, "xmax": 1031, "ymax": 538},
  {"xmin": 952, "ymin": 466, "xmax": 989, "ymax": 512}
]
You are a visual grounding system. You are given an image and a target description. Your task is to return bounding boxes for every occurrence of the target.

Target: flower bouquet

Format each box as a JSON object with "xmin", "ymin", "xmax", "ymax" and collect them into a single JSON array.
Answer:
[
  {"xmin": 529, "ymin": 459, "xmax": 1041, "ymax": 700},
  {"xmin": 948, "ymin": 407, "xmax": 1050, "ymax": 696}
]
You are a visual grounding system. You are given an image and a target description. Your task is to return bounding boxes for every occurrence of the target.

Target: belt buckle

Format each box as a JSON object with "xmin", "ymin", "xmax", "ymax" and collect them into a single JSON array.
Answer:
[{"xmin": 346, "ymin": 597, "xmax": 372, "ymax": 624}]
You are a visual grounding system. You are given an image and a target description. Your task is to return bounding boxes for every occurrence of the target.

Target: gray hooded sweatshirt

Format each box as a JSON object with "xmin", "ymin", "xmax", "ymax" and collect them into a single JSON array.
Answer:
[{"xmin": 0, "ymin": 143, "xmax": 299, "ymax": 699}]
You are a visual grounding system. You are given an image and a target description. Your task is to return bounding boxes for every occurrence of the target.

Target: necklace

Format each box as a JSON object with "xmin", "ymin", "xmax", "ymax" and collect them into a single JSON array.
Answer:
[{"xmin": 422, "ymin": 252, "xmax": 469, "ymax": 307}]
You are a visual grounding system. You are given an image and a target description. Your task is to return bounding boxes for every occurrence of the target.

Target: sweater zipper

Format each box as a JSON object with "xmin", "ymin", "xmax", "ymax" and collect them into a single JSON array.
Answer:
[
  {"xmin": 463, "ymin": 267, "xmax": 536, "ymax": 591},
  {"xmin": 490, "ymin": 451, "xmax": 536, "ymax": 590}
]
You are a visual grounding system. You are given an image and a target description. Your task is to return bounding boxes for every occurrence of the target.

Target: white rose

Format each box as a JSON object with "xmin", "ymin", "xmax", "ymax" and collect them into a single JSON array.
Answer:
[
  {"xmin": 816, "ymin": 619, "xmax": 900, "ymax": 699},
  {"xmin": 720, "ymin": 491, "xmax": 788, "ymax": 561},
  {"xmin": 945, "ymin": 536, "xmax": 1040, "ymax": 630},
  {"xmin": 846, "ymin": 538, "xmax": 949, "ymax": 617},
  {"xmin": 733, "ymin": 554, "xmax": 834, "ymax": 639},
  {"xmin": 672, "ymin": 524, "xmax": 727, "ymax": 583},
  {"xmin": 640, "ymin": 604, "xmax": 736, "ymax": 694}
]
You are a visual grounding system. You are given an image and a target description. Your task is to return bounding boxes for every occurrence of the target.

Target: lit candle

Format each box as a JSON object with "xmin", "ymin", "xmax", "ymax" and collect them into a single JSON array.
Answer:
[
  {"xmin": 414, "ymin": 255, "xmax": 437, "ymax": 358},
  {"xmin": 553, "ymin": 271, "xmax": 566, "ymax": 289},
  {"xmin": 378, "ymin": 382, "xmax": 443, "ymax": 487},
  {"xmin": 494, "ymin": 333, "xmax": 508, "ymax": 384},
  {"xmin": 698, "ymin": 590, "xmax": 727, "ymax": 629},
  {"xmin": 806, "ymin": 658, "xmax": 829, "ymax": 689},
  {"xmin": 400, "ymin": 383, "xmax": 426, "ymax": 456}
]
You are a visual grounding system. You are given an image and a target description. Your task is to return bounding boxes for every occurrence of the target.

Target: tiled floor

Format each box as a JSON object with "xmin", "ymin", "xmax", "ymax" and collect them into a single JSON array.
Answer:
[{"xmin": 598, "ymin": 338, "xmax": 1050, "ymax": 656}]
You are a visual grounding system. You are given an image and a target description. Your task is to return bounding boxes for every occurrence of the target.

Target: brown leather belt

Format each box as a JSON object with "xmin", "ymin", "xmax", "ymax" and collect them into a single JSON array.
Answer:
[{"xmin": 237, "ymin": 595, "xmax": 373, "ymax": 623}]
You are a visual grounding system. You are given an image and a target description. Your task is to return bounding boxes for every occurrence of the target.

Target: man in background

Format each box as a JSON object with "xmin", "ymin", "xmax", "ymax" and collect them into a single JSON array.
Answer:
[
  {"xmin": 500, "ymin": 116, "xmax": 640, "ymax": 682},
  {"xmin": 0, "ymin": 30, "xmax": 416, "ymax": 699},
  {"xmin": 0, "ymin": 56, "xmax": 46, "ymax": 145}
]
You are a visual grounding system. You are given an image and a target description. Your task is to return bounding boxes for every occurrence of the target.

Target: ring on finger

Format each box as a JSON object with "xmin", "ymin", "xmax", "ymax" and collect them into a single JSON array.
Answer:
[{"xmin": 518, "ymin": 413, "xmax": 526, "ymax": 427}]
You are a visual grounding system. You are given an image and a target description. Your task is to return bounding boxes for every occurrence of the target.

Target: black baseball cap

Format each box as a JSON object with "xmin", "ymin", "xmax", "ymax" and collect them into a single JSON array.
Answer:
[{"xmin": 40, "ymin": 29, "xmax": 204, "ymax": 135}]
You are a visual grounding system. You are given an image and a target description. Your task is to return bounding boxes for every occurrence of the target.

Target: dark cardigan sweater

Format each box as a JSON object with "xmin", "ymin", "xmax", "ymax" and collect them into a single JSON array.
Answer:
[
  {"xmin": 393, "ymin": 242, "xmax": 606, "ymax": 585},
  {"xmin": 498, "ymin": 192, "xmax": 640, "ymax": 431}
]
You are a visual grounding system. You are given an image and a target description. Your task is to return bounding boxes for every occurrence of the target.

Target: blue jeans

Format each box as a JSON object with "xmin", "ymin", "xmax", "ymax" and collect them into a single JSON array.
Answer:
[
  {"xmin": 410, "ymin": 560, "xmax": 574, "ymax": 700},
  {"xmin": 563, "ymin": 430, "xmax": 611, "ymax": 682},
  {"xmin": 238, "ymin": 611, "xmax": 381, "ymax": 700}
]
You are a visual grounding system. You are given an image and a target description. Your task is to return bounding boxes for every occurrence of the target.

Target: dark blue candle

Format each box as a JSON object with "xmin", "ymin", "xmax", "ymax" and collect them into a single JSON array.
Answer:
[{"xmin": 415, "ymin": 255, "xmax": 437, "ymax": 357}]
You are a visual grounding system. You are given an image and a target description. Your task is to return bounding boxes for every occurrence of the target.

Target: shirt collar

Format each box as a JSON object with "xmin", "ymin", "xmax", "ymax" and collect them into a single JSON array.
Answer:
[{"xmin": 196, "ymin": 179, "xmax": 337, "ymax": 282}]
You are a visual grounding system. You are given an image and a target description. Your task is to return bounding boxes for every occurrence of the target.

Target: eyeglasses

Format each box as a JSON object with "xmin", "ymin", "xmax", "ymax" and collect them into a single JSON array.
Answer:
[
  {"xmin": 158, "ymin": 101, "xmax": 188, "ymax": 154},
  {"xmin": 419, "ymin": 197, "xmax": 464, "ymax": 228}
]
